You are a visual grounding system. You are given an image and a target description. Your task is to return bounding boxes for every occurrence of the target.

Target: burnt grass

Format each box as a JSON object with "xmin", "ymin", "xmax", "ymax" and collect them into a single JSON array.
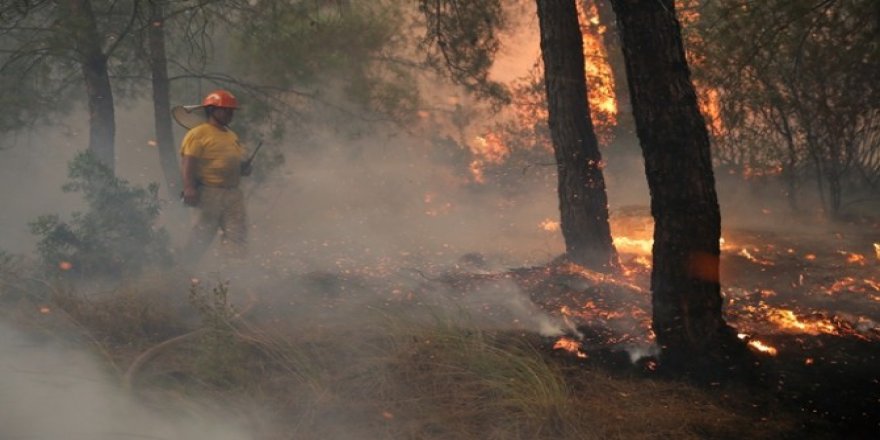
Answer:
[
  {"xmin": 429, "ymin": 221, "xmax": 880, "ymax": 438},
  {"xmin": 6, "ymin": 216, "xmax": 876, "ymax": 438}
]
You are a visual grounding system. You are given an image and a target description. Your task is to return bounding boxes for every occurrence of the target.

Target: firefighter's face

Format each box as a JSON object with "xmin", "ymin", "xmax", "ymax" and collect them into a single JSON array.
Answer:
[{"xmin": 210, "ymin": 107, "xmax": 235, "ymax": 126}]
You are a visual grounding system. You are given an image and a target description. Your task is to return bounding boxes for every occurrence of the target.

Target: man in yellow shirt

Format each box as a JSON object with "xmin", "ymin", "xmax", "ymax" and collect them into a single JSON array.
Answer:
[{"xmin": 180, "ymin": 89, "xmax": 251, "ymax": 262}]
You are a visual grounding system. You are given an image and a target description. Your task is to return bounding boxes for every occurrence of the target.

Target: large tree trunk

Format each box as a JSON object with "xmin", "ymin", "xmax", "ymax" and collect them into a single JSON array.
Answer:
[
  {"xmin": 147, "ymin": 0, "xmax": 181, "ymax": 195},
  {"xmin": 536, "ymin": 0, "xmax": 619, "ymax": 272},
  {"xmin": 64, "ymin": 0, "xmax": 115, "ymax": 170},
  {"xmin": 609, "ymin": 0, "xmax": 745, "ymax": 368}
]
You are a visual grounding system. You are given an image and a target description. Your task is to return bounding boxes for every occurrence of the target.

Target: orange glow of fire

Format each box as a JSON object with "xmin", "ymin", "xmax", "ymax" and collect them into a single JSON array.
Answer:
[
  {"xmin": 613, "ymin": 236, "xmax": 653, "ymax": 256},
  {"xmin": 838, "ymin": 251, "xmax": 867, "ymax": 265},
  {"xmin": 554, "ymin": 336, "xmax": 587, "ymax": 358},
  {"xmin": 674, "ymin": 0, "xmax": 726, "ymax": 136},
  {"xmin": 819, "ymin": 276, "xmax": 880, "ymax": 301},
  {"xmin": 874, "ymin": 243, "xmax": 880, "ymax": 260},
  {"xmin": 748, "ymin": 339, "xmax": 778, "ymax": 356},
  {"xmin": 469, "ymin": 133, "xmax": 509, "ymax": 165},
  {"xmin": 539, "ymin": 218, "xmax": 560, "ymax": 232},
  {"xmin": 765, "ymin": 308, "xmax": 838, "ymax": 336},
  {"xmin": 559, "ymin": 262, "xmax": 647, "ymax": 294},
  {"xmin": 577, "ymin": 1, "xmax": 618, "ymax": 146},
  {"xmin": 737, "ymin": 248, "xmax": 774, "ymax": 266},
  {"xmin": 468, "ymin": 133, "xmax": 510, "ymax": 183},
  {"xmin": 738, "ymin": 333, "xmax": 779, "ymax": 356}
]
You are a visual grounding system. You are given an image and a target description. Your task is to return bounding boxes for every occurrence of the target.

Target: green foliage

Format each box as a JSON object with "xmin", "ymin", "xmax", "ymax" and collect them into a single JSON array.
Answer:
[
  {"xmin": 235, "ymin": 1, "xmax": 402, "ymax": 86},
  {"xmin": 29, "ymin": 151, "xmax": 171, "ymax": 277},
  {"xmin": 690, "ymin": 0, "xmax": 880, "ymax": 214},
  {"xmin": 418, "ymin": 0, "xmax": 511, "ymax": 106},
  {"xmin": 188, "ymin": 280, "xmax": 249, "ymax": 387},
  {"xmin": 228, "ymin": 0, "xmax": 432, "ymax": 129}
]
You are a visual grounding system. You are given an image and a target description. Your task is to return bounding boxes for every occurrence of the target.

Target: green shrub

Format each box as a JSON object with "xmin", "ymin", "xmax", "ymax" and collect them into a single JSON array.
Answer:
[
  {"xmin": 188, "ymin": 280, "xmax": 249, "ymax": 387},
  {"xmin": 29, "ymin": 151, "xmax": 171, "ymax": 277}
]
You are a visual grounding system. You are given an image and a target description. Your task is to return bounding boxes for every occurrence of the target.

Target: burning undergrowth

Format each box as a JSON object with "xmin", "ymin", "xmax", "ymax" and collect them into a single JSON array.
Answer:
[{"xmin": 2, "ymin": 208, "xmax": 878, "ymax": 438}]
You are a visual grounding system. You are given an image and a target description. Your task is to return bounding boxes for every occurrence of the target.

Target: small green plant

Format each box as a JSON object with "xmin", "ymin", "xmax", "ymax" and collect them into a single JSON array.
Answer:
[
  {"xmin": 188, "ymin": 280, "xmax": 249, "ymax": 386},
  {"xmin": 29, "ymin": 151, "xmax": 171, "ymax": 277}
]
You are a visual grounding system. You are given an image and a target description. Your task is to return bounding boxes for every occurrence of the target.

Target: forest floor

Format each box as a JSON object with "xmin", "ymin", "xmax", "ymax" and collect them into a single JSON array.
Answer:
[{"xmin": 1, "ymin": 211, "xmax": 878, "ymax": 439}]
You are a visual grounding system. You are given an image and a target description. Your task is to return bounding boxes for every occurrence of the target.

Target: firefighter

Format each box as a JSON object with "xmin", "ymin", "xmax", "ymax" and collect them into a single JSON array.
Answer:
[{"xmin": 179, "ymin": 89, "xmax": 251, "ymax": 263}]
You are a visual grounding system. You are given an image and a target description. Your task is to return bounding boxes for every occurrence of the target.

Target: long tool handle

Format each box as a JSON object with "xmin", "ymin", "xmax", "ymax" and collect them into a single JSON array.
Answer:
[{"xmin": 245, "ymin": 141, "xmax": 264, "ymax": 165}]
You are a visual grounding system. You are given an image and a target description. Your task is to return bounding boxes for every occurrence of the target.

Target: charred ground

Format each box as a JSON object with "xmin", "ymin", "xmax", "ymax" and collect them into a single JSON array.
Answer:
[{"xmin": 1, "ymin": 210, "xmax": 878, "ymax": 439}]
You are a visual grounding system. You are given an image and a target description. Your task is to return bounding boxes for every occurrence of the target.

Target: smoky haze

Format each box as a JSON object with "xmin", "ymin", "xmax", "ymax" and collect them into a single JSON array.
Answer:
[
  {"xmin": 0, "ymin": 323, "xmax": 252, "ymax": 440},
  {"xmin": 1, "ymin": 7, "xmax": 847, "ymax": 438}
]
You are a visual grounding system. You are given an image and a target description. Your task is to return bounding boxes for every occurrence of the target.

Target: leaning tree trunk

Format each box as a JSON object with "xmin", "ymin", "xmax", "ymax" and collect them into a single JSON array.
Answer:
[
  {"xmin": 64, "ymin": 0, "xmax": 115, "ymax": 170},
  {"xmin": 609, "ymin": 0, "xmax": 745, "ymax": 369},
  {"xmin": 147, "ymin": 0, "xmax": 181, "ymax": 195},
  {"xmin": 537, "ymin": 0, "xmax": 619, "ymax": 272}
]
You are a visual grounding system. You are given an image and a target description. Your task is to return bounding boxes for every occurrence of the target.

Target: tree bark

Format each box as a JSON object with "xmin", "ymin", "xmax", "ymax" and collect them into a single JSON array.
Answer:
[
  {"xmin": 64, "ymin": 0, "xmax": 116, "ymax": 170},
  {"xmin": 609, "ymin": 0, "xmax": 744, "ymax": 368},
  {"xmin": 536, "ymin": 0, "xmax": 619, "ymax": 272},
  {"xmin": 147, "ymin": 0, "xmax": 181, "ymax": 194}
]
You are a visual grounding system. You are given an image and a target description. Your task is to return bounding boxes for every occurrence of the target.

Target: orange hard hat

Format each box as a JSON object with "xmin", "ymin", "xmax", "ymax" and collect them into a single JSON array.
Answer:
[{"xmin": 202, "ymin": 89, "xmax": 238, "ymax": 109}]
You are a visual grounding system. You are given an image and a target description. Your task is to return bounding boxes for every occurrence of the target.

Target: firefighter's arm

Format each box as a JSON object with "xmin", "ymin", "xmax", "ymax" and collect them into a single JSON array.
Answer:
[{"xmin": 181, "ymin": 155, "xmax": 200, "ymax": 206}]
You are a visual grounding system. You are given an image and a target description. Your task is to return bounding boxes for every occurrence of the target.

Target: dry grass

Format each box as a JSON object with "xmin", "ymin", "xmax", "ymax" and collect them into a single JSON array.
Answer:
[{"xmin": 1, "ymin": 270, "xmax": 801, "ymax": 440}]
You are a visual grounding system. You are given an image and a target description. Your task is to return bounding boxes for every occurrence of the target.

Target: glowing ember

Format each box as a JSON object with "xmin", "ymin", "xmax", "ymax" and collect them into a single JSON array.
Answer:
[
  {"xmin": 766, "ymin": 308, "xmax": 837, "ymax": 336},
  {"xmin": 540, "ymin": 218, "xmax": 560, "ymax": 232},
  {"xmin": 738, "ymin": 248, "xmax": 774, "ymax": 266},
  {"xmin": 874, "ymin": 243, "xmax": 880, "ymax": 260},
  {"xmin": 553, "ymin": 336, "xmax": 587, "ymax": 358},
  {"xmin": 747, "ymin": 339, "xmax": 778, "ymax": 356},
  {"xmin": 559, "ymin": 262, "xmax": 647, "ymax": 294},
  {"xmin": 821, "ymin": 277, "xmax": 880, "ymax": 297},
  {"xmin": 58, "ymin": 261, "xmax": 73, "ymax": 271},
  {"xmin": 839, "ymin": 251, "xmax": 866, "ymax": 265},
  {"xmin": 738, "ymin": 332, "xmax": 778, "ymax": 355}
]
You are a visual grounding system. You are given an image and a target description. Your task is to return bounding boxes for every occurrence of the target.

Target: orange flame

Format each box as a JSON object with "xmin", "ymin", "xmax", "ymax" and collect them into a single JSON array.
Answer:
[
  {"xmin": 539, "ymin": 218, "xmax": 560, "ymax": 232},
  {"xmin": 747, "ymin": 339, "xmax": 778, "ymax": 356},
  {"xmin": 468, "ymin": 133, "xmax": 509, "ymax": 183},
  {"xmin": 577, "ymin": 1, "xmax": 618, "ymax": 145},
  {"xmin": 738, "ymin": 333, "xmax": 779, "ymax": 356},
  {"xmin": 839, "ymin": 251, "xmax": 867, "ymax": 265},
  {"xmin": 554, "ymin": 336, "xmax": 587, "ymax": 358},
  {"xmin": 738, "ymin": 248, "xmax": 775, "ymax": 266},
  {"xmin": 766, "ymin": 308, "xmax": 837, "ymax": 336}
]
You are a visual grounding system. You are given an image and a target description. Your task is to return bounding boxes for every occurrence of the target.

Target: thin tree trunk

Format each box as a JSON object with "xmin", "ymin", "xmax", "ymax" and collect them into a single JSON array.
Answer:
[
  {"xmin": 147, "ymin": 0, "xmax": 181, "ymax": 194},
  {"xmin": 64, "ymin": 0, "xmax": 115, "ymax": 170},
  {"xmin": 609, "ymin": 0, "xmax": 745, "ymax": 369},
  {"xmin": 536, "ymin": 0, "xmax": 619, "ymax": 272},
  {"xmin": 592, "ymin": 0, "xmax": 634, "ymax": 143},
  {"xmin": 778, "ymin": 110, "xmax": 800, "ymax": 212}
]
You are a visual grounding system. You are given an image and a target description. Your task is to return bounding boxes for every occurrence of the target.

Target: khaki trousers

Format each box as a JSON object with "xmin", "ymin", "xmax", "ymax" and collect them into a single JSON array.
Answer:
[{"xmin": 183, "ymin": 186, "xmax": 246, "ymax": 262}]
